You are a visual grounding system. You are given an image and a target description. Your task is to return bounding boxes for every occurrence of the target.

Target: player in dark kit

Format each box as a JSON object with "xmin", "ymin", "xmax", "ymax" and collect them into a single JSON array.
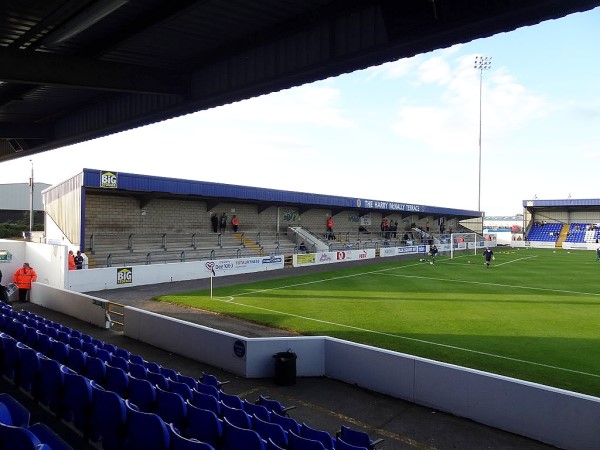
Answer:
[{"xmin": 483, "ymin": 247, "xmax": 494, "ymax": 268}]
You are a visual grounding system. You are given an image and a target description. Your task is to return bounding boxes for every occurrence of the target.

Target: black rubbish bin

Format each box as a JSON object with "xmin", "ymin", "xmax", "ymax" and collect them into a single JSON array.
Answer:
[
  {"xmin": 1, "ymin": 283, "xmax": 18, "ymax": 304},
  {"xmin": 273, "ymin": 350, "xmax": 297, "ymax": 386}
]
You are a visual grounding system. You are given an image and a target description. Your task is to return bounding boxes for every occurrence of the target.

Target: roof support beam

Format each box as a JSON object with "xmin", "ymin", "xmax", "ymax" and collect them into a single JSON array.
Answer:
[{"xmin": 0, "ymin": 50, "xmax": 188, "ymax": 96}]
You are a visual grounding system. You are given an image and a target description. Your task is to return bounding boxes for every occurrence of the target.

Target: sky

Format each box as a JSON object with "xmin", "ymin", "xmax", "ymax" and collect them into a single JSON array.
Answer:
[{"xmin": 2, "ymin": 7, "xmax": 600, "ymax": 217}]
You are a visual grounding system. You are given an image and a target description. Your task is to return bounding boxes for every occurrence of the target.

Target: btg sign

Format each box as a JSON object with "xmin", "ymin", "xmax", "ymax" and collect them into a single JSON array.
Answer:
[
  {"xmin": 117, "ymin": 267, "xmax": 133, "ymax": 284},
  {"xmin": 100, "ymin": 171, "xmax": 118, "ymax": 188}
]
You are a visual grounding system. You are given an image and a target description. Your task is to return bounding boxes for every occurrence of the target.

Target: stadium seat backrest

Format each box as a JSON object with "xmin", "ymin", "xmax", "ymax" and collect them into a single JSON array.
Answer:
[
  {"xmin": 155, "ymin": 385, "xmax": 187, "ymax": 430},
  {"xmin": 287, "ymin": 429, "xmax": 326, "ymax": 450},
  {"xmin": 220, "ymin": 390, "xmax": 243, "ymax": 409},
  {"xmin": 0, "ymin": 422, "xmax": 43, "ymax": 450},
  {"xmin": 168, "ymin": 422, "xmax": 216, "ymax": 450},
  {"xmin": 124, "ymin": 400, "xmax": 170, "ymax": 450},
  {"xmin": 89, "ymin": 381, "xmax": 127, "ymax": 449},
  {"xmin": 252, "ymin": 413, "xmax": 288, "ymax": 448},
  {"xmin": 104, "ymin": 363, "xmax": 130, "ymax": 398},
  {"xmin": 220, "ymin": 401, "xmax": 252, "ymax": 429},
  {"xmin": 222, "ymin": 417, "xmax": 266, "ymax": 450},
  {"xmin": 128, "ymin": 375, "xmax": 157, "ymax": 413},
  {"xmin": 184, "ymin": 401, "xmax": 223, "ymax": 448},
  {"xmin": 301, "ymin": 422, "xmax": 335, "ymax": 450}
]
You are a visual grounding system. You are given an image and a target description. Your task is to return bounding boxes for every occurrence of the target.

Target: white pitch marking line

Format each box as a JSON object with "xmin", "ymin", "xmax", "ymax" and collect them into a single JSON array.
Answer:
[{"xmin": 210, "ymin": 296, "xmax": 600, "ymax": 379}]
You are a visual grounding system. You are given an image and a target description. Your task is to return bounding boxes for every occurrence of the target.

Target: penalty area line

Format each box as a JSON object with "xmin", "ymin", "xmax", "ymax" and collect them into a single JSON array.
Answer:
[{"xmin": 210, "ymin": 296, "xmax": 600, "ymax": 379}]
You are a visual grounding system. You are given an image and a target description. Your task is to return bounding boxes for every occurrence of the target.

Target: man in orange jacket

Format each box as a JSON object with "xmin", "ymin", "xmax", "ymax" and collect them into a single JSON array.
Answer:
[{"xmin": 13, "ymin": 262, "xmax": 37, "ymax": 302}]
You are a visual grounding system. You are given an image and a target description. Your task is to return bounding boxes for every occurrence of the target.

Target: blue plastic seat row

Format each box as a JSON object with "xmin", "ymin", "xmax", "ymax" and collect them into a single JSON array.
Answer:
[{"xmin": 0, "ymin": 392, "xmax": 72, "ymax": 450}]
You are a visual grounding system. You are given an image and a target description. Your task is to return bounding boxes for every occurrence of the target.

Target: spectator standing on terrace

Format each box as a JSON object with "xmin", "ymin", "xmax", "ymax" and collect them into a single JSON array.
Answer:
[
  {"xmin": 13, "ymin": 262, "xmax": 37, "ymax": 302},
  {"xmin": 210, "ymin": 213, "xmax": 219, "ymax": 233},
  {"xmin": 219, "ymin": 212, "xmax": 227, "ymax": 233},
  {"xmin": 74, "ymin": 250, "xmax": 84, "ymax": 270},
  {"xmin": 231, "ymin": 215, "xmax": 239, "ymax": 232},
  {"xmin": 326, "ymin": 216, "xmax": 334, "ymax": 240}
]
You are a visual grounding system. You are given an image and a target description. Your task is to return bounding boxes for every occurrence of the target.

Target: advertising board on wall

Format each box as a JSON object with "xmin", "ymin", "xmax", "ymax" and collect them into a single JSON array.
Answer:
[{"xmin": 292, "ymin": 249, "xmax": 375, "ymax": 267}]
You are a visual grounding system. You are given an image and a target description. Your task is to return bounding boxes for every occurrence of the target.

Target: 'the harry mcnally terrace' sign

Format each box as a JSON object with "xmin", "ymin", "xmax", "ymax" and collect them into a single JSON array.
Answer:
[{"xmin": 357, "ymin": 199, "xmax": 421, "ymax": 212}]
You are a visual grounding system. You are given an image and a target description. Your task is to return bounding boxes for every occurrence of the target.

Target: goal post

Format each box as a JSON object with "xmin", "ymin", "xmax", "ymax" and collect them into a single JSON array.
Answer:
[{"xmin": 450, "ymin": 232, "xmax": 480, "ymax": 259}]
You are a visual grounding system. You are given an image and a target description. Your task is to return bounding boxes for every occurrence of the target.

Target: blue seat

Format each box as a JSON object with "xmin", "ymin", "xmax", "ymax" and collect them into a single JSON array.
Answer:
[
  {"xmin": 67, "ymin": 347, "xmax": 87, "ymax": 374},
  {"xmin": 189, "ymin": 390, "xmax": 220, "ymax": 416},
  {"xmin": 23, "ymin": 325, "xmax": 39, "ymax": 349},
  {"xmin": 10, "ymin": 319, "xmax": 26, "ymax": 342},
  {"xmin": 127, "ymin": 375, "xmax": 156, "ymax": 412},
  {"xmin": 82, "ymin": 340, "xmax": 97, "ymax": 357},
  {"xmin": 124, "ymin": 400, "xmax": 170, "ymax": 450},
  {"xmin": 220, "ymin": 402, "xmax": 252, "ymax": 429},
  {"xmin": 257, "ymin": 395, "xmax": 296, "ymax": 416},
  {"xmin": 103, "ymin": 343, "xmax": 117, "ymax": 355},
  {"xmin": 110, "ymin": 355, "xmax": 130, "ymax": 373},
  {"xmin": 147, "ymin": 370, "xmax": 170, "ymax": 390},
  {"xmin": 154, "ymin": 385, "xmax": 187, "ymax": 430},
  {"xmin": 0, "ymin": 393, "xmax": 31, "ymax": 427},
  {"xmin": 201, "ymin": 372, "xmax": 228, "ymax": 389},
  {"xmin": 128, "ymin": 362, "xmax": 148, "ymax": 379},
  {"xmin": 61, "ymin": 371, "xmax": 93, "ymax": 436},
  {"xmin": 56, "ymin": 330, "xmax": 70, "ymax": 345},
  {"xmin": 178, "ymin": 373, "xmax": 199, "ymax": 390},
  {"xmin": 267, "ymin": 437, "xmax": 286, "ymax": 450},
  {"xmin": 168, "ymin": 423, "xmax": 216, "ymax": 450},
  {"xmin": 1, "ymin": 332, "xmax": 19, "ymax": 380},
  {"xmin": 104, "ymin": 363, "xmax": 130, "ymax": 397},
  {"xmin": 160, "ymin": 366, "xmax": 179, "ymax": 381},
  {"xmin": 288, "ymin": 429, "xmax": 326, "ymax": 450},
  {"xmin": 85, "ymin": 355, "xmax": 107, "ymax": 384},
  {"xmin": 50, "ymin": 339, "xmax": 70, "ymax": 364},
  {"xmin": 68, "ymin": 335, "xmax": 83, "ymax": 350},
  {"xmin": 301, "ymin": 422, "xmax": 335, "ymax": 450},
  {"xmin": 28, "ymin": 422, "xmax": 74, "ymax": 450},
  {"xmin": 90, "ymin": 380, "xmax": 127, "ymax": 450},
  {"xmin": 145, "ymin": 361, "xmax": 161, "ymax": 373},
  {"xmin": 15, "ymin": 342, "xmax": 41, "ymax": 394},
  {"xmin": 169, "ymin": 379, "xmax": 194, "ymax": 402},
  {"xmin": 335, "ymin": 437, "xmax": 369, "ymax": 450},
  {"xmin": 184, "ymin": 401, "xmax": 222, "ymax": 449},
  {"xmin": 243, "ymin": 399, "xmax": 271, "ymax": 422},
  {"xmin": 220, "ymin": 390, "xmax": 243, "ymax": 409},
  {"xmin": 337, "ymin": 425, "xmax": 383, "ymax": 450},
  {"xmin": 114, "ymin": 347, "xmax": 130, "ymax": 360},
  {"xmin": 38, "ymin": 359, "xmax": 65, "ymax": 414},
  {"xmin": 91, "ymin": 337, "xmax": 105, "ymax": 349},
  {"xmin": 195, "ymin": 382, "xmax": 220, "ymax": 399},
  {"xmin": 222, "ymin": 417, "xmax": 266, "ymax": 450},
  {"xmin": 37, "ymin": 332, "xmax": 53, "ymax": 357},
  {"xmin": 0, "ymin": 422, "xmax": 45, "ymax": 450},
  {"xmin": 271, "ymin": 411, "xmax": 301, "ymax": 435},
  {"xmin": 129, "ymin": 353, "xmax": 146, "ymax": 366},
  {"xmin": 96, "ymin": 347, "xmax": 113, "ymax": 364},
  {"xmin": 252, "ymin": 413, "xmax": 288, "ymax": 449}
]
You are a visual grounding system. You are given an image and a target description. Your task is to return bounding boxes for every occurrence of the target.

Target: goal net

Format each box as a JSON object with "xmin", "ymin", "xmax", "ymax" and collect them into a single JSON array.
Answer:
[{"xmin": 450, "ymin": 232, "xmax": 481, "ymax": 259}]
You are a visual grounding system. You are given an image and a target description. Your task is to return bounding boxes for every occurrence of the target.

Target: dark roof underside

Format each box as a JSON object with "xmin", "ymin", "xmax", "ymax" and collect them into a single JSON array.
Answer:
[{"xmin": 1, "ymin": 0, "xmax": 599, "ymax": 162}]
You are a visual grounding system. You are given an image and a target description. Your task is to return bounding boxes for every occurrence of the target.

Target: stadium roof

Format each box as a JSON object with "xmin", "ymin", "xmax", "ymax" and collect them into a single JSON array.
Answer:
[
  {"xmin": 2, "ymin": 0, "xmax": 599, "ymax": 163},
  {"xmin": 52, "ymin": 168, "xmax": 480, "ymax": 219},
  {"xmin": 523, "ymin": 199, "xmax": 600, "ymax": 210}
]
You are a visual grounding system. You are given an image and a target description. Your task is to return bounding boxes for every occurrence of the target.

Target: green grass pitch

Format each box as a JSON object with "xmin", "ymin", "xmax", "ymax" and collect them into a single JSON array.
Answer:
[{"xmin": 158, "ymin": 248, "xmax": 600, "ymax": 397}]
